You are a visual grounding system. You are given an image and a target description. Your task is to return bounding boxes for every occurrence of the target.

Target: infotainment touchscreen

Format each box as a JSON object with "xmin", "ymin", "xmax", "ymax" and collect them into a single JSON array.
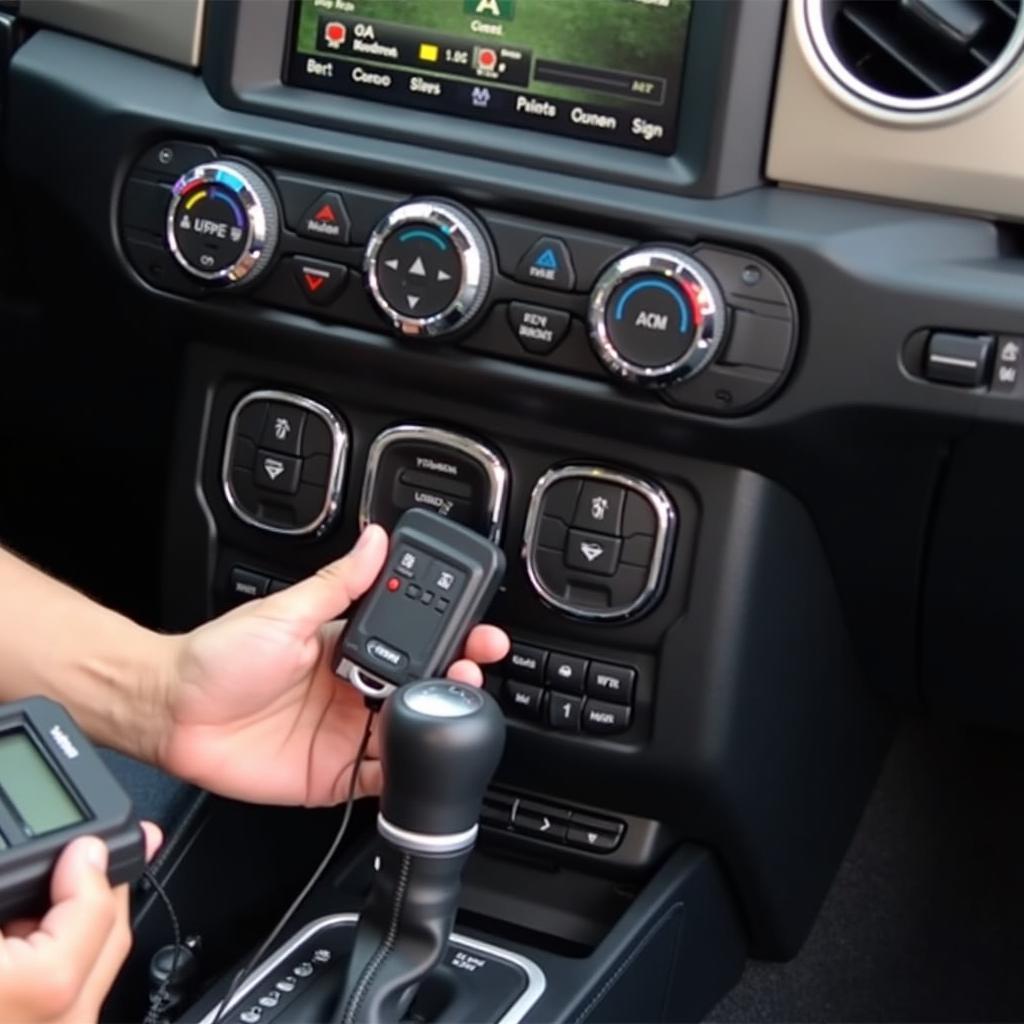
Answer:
[{"xmin": 286, "ymin": 0, "xmax": 693, "ymax": 154}]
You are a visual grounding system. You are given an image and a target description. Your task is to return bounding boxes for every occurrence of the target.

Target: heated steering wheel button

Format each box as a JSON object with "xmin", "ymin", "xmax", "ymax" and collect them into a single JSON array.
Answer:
[
  {"xmin": 565, "ymin": 530, "xmax": 621, "ymax": 576},
  {"xmin": 508, "ymin": 302, "xmax": 571, "ymax": 354},
  {"xmin": 260, "ymin": 403, "xmax": 306, "ymax": 456},
  {"xmin": 254, "ymin": 450, "xmax": 301, "ymax": 494},
  {"xmin": 573, "ymin": 482, "xmax": 625, "ymax": 536},
  {"xmin": 292, "ymin": 258, "xmax": 348, "ymax": 306},
  {"xmin": 297, "ymin": 192, "xmax": 351, "ymax": 244}
]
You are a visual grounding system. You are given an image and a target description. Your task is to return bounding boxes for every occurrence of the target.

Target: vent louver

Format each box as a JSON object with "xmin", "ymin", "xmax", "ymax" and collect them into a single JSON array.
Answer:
[{"xmin": 806, "ymin": 0, "xmax": 1024, "ymax": 113}]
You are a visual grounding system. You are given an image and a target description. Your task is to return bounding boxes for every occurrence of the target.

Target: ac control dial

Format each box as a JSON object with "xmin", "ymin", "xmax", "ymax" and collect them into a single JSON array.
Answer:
[
  {"xmin": 365, "ymin": 201, "xmax": 492, "ymax": 338},
  {"xmin": 166, "ymin": 161, "xmax": 280, "ymax": 286},
  {"xmin": 588, "ymin": 247, "xmax": 726, "ymax": 386}
]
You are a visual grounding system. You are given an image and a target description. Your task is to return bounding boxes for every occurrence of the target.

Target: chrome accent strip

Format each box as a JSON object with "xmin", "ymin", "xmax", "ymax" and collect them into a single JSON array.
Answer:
[
  {"xmin": 340, "ymin": 660, "xmax": 397, "ymax": 701},
  {"xmin": 221, "ymin": 390, "xmax": 348, "ymax": 537},
  {"xmin": 199, "ymin": 913, "xmax": 546, "ymax": 1024},
  {"xmin": 364, "ymin": 201, "xmax": 492, "ymax": 338},
  {"xmin": 522, "ymin": 465, "xmax": 676, "ymax": 622},
  {"xmin": 21, "ymin": 0, "xmax": 205, "ymax": 68},
  {"xmin": 800, "ymin": 0, "xmax": 1024, "ymax": 120},
  {"xmin": 589, "ymin": 248, "xmax": 726, "ymax": 386},
  {"xmin": 377, "ymin": 814, "xmax": 478, "ymax": 855},
  {"xmin": 359, "ymin": 425, "xmax": 509, "ymax": 543}
]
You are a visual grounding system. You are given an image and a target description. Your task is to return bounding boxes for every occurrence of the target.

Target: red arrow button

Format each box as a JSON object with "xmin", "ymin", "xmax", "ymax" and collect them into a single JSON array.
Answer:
[{"xmin": 303, "ymin": 271, "xmax": 326, "ymax": 292}]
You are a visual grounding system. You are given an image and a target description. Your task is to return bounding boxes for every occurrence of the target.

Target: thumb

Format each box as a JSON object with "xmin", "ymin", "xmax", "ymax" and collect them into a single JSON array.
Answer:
[
  {"xmin": 260, "ymin": 525, "xmax": 389, "ymax": 631},
  {"xmin": 50, "ymin": 836, "xmax": 109, "ymax": 906}
]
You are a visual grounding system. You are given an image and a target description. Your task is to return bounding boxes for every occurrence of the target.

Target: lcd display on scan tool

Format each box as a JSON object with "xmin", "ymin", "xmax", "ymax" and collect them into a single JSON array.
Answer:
[{"xmin": 0, "ymin": 732, "xmax": 85, "ymax": 836}]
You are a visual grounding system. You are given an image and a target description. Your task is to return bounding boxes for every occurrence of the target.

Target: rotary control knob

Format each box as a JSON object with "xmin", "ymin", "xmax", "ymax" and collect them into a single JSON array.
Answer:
[
  {"xmin": 364, "ymin": 200, "xmax": 492, "ymax": 338},
  {"xmin": 588, "ymin": 247, "xmax": 727, "ymax": 386},
  {"xmin": 166, "ymin": 161, "xmax": 280, "ymax": 286}
]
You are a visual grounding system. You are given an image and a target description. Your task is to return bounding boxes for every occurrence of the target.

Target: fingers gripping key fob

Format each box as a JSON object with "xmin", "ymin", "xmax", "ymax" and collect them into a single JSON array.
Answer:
[{"xmin": 335, "ymin": 508, "xmax": 506, "ymax": 699}]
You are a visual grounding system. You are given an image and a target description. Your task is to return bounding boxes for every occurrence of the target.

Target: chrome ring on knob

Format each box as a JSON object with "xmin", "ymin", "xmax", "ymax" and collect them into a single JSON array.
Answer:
[
  {"xmin": 364, "ymin": 201, "xmax": 492, "ymax": 338},
  {"xmin": 166, "ymin": 161, "xmax": 279, "ymax": 285},
  {"xmin": 589, "ymin": 247, "xmax": 727, "ymax": 386}
]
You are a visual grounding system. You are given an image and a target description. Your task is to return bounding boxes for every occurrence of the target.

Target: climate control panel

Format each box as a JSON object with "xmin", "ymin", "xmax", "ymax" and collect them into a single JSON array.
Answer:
[{"xmin": 119, "ymin": 140, "xmax": 798, "ymax": 414}]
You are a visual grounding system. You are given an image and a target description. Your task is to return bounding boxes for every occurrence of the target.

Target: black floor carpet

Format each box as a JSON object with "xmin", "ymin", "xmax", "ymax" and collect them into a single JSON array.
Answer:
[{"xmin": 708, "ymin": 716, "xmax": 1024, "ymax": 1022}]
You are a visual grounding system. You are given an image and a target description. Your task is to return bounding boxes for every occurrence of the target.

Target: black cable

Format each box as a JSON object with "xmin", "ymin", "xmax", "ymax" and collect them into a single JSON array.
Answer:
[
  {"xmin": 141, "ymin": 868, "xmax": 183, "ymax": 1024},
  {"xmin": 212, "ymin": 709, "xmax": 377, "ymax": 1024}
]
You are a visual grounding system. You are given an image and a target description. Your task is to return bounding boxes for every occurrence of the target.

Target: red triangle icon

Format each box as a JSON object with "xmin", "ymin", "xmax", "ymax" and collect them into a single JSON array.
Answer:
[
  {"xmin": 303, "ymin": 272, "xmax": 326, "ymax": 292},
  {"xmin": 314, "ymin": 203, "xmax": 336, "ymax": 223}
]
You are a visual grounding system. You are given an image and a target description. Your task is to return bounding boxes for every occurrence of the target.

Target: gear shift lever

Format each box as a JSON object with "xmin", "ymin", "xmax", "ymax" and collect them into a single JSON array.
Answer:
[{"xmin": 335, "ymin": 680, "xmax": 505, "ymax": 1024}]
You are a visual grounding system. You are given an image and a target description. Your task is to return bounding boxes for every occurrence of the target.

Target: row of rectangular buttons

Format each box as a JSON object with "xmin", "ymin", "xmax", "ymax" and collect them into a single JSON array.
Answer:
[
  {"xmin": 228, "ymin": 567, "xmax": 292, "ymax": 606},
  {"xmin": 481, "ymin": 790, "xmax": 624, "ymax": 853},
  {"xmin": 506, "ymin": 642, "xmax": 635, "ymax": 704},
  {"xmin": 504, "ymin": 681, "xmax": 631, "ymax": 734}
]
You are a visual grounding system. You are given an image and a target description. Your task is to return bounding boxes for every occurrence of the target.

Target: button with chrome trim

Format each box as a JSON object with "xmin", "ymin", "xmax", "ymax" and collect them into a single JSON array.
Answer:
[
  {"xmin": 523, "ymin": 466, "xmax": 676, "ymax": 621},
  {"xmin": 222, "ymin": 390, "xmax": 349, "ymax": 537},
  {"xmin": 360, "ymin": 425, "xmax": 508, "ymax": 542},
  {"xmin": 166, "ymin": 161, "xmax": 280, "ymax": 286},
  {"xmin": 364, "ymin": 200, "xmax": 493, "ymax": 338},
  {"xmin": 589, "ymin": 247, "xmax": 726, "ymax": 386}
]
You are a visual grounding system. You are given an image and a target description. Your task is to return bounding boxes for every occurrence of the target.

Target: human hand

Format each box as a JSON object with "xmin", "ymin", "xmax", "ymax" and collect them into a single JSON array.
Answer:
[
  {"xmin": 155, "ymin": 525, "xmax": 509, "ymax": 806},
  {"xmin": 0, "ymin": 824, "xmax": 161, "ymax": 1024}
]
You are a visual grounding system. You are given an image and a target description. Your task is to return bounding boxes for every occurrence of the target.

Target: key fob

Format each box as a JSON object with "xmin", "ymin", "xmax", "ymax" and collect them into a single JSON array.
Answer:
[{"xmin": 335, "ymin": 508, "xmax": 506, "ymax": 699}]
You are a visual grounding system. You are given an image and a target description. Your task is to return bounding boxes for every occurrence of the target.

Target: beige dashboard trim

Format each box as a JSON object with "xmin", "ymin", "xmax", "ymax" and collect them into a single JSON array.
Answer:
[
  {"xmin": 21, "ymin": 0, "xmax": 204, "ymax": 68},
  {"xmin": 767, "ymin": 1, "xmax": 1024, "ymax": 221}
]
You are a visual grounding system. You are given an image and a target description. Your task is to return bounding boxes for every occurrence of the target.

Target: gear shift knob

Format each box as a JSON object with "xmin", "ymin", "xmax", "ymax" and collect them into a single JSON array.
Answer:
[
  {"xmin": 378, "ymin": 680, "xmax": 506, "ymax": 850},
  {"xmin": 335, "ymin": 681, "xmax": 505, "ymax": 1024}
]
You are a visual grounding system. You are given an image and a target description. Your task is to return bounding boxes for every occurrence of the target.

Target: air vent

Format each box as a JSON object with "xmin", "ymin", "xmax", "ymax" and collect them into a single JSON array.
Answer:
[{"xmin": 804, "ymin": 0, "xmax": 1024, "ymax": 114}]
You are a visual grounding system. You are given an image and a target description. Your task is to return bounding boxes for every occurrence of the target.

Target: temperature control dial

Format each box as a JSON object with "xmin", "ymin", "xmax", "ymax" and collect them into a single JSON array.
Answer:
[
  {"xmin": 365, "ymin": 201, "xmax": 492, "ymax": 338},
  {"xmin": 166, "ymin": 161, "xmax": 280, "ymax": 285},
  {"xmin": 588, "ymin": 247, "xmax": 726, "ymax": 386}
]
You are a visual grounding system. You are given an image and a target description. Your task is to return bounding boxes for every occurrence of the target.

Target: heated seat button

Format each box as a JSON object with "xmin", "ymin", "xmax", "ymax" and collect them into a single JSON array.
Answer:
[
  {"xmin": 573, "ymin": 482, "xmax": 626, "ymax": 536},
  {"xmin": 504, "ymin": 681, "xmax": 544, "ymax": 721},
  {"xmin": 507, "ymin": 644, "xmax": 547, "ymax": 685},
  {"xmin": 292, "ymin": 257, "xmax": 348, "ymax": 306},
  {"xmin": 586, "ymin": 662, "xmax": 635, "ymax": 705},
  {"xmin": 514, "ymin": 237, "xmax": 576, "ymax": 291},
  {"xmin": 546, "ymin": 653, "xmax": 588, "ymax": 694},
  {"xmin": 565, "ymin": 530, "xmax": 621, "ymax": 576},
  {"xmin": 297, "ymin": 192, "xmax": 351, "ymax": 245},
  {"xmin": 508, "ymin": 302, "xmax": 571, "ymax": 354},
  {"xmin": 254, "ymin": 450, "xmax": 302, "ymax": 494},
  {"xmin": 547, "ymin": 693, "xmax": 582, "ymax": 731},
  {"xmin": 582, "ymin": 699, "xmax": 632, "ymax": 734},
  {"xmin": 260, "ymin": 403, "xmax": 306, "ymax": 456}
]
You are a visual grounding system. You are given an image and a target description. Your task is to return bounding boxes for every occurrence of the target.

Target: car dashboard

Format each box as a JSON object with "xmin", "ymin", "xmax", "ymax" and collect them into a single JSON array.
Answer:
[{"xmin": 2, "ymin": 0, "xmax": 1024, "ymax": 1020}]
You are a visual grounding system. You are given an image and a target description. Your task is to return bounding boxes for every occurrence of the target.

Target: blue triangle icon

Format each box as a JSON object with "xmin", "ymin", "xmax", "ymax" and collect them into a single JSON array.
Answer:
[{"xmin": 534, "ymin": 247, "xmax": 559, "ymax": 270}]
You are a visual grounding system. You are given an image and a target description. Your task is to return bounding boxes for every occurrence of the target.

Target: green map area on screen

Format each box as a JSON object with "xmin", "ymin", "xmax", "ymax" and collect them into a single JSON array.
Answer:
[{"xmin": 293, "ymin": 0, "xmax": 692, "ymax": 109}]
